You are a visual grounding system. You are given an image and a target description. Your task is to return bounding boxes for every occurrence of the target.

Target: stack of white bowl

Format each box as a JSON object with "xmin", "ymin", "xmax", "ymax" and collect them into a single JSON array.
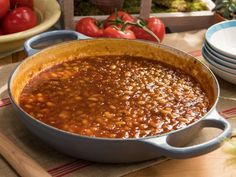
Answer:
[{"xmin": 202, "ymin": 20, "xmax": 236, "ymax": 85}]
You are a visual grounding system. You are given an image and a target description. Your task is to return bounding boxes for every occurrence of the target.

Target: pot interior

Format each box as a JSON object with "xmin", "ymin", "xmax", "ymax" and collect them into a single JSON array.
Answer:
[{"xmin": 10, "ymin": 39, "xmax": 218, "ymax": 110}]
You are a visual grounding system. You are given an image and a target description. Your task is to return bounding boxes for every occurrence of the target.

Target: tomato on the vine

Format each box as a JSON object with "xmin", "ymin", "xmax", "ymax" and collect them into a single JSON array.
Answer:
[
  {"xmin": 131, "ymin": 17, "xmax": 165, "ymax": 42},
  {"xmin": 103, "ymin": 26, "xmax": 136, "ymax": 39},
  {"xmin": 76, "ymin": 17, "xmax": 103, "ymax": 37},
  {"xmin": 0, "ymin": 0, "xmax": 10, "ymax": 19},
  {"xmin": 10, "ymin": 0, "xmax": 33, "ymax": 9},
  {"xmin": 74, "ymin": 12, "xmax": 165, "ymax": 43},
  {"xmin": 104, "ymin": 11, "xmax": 135, "ymax": 28},
  {"xmin": 2, "ymin": 7, "xmax": 37, "ymax": 34}
]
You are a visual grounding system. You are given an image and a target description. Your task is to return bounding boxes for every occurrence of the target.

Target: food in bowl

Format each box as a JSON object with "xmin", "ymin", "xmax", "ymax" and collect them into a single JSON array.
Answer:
[
  {"xmin": 0, "ymin": 0, "xmax": 61, "ymax": 54},
  {"xmin": 2, "ymin": 7, "xmax": 37, "ymax": 35},
  {"xmin": 19, "ymin": 55, "xmax": 209, "ymax": 139},
  {"xmin": 10, "ymin": 38, "xmax": 231, "ymax": 162},
  {"xmin": 0, "ymin": 0, "xmax": 37, "ymax": 35}
]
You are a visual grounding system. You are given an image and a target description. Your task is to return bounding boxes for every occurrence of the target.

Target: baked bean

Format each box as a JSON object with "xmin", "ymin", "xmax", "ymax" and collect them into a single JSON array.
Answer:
[
  {"xmin": 109, "ymin": 105, "xmax": 116, "ymax": 110},
  {"xmin": 25, "ymin": 104, "xmax": 32, "ymax": 109},
  {"xmin": 19, "ymin": 55, "xmax": 209, "ymax": 138},
  {"xmin": 88, "ymin": 97, "xmax": 98, "ymax": 101},
  {"xmin": 46, "ymin": 102, "xmax": 55, "ymax": 107}
]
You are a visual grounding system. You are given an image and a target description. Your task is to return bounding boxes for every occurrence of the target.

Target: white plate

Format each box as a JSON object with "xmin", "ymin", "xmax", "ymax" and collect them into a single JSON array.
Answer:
[
  {"xmin": 203, "ymin": 45, "xmax": 236, "ymax": 69},
  {"xmin": 204, "ymin": 41, "xmax": 236, "ymax": 64},
  {"xmin": 202, "ymin": 47, "xmax": 236, "ymax": 75},
  {"xmin": 205, "ymin": 20, "xmax": 236, "ymax": 58},
  {"xmin": 202, "ymin": 51, "xmax": 236, "ymax": 85}
]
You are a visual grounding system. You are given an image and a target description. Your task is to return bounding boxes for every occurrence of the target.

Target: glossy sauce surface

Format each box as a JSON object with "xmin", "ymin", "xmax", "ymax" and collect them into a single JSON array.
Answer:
[{"xmin": 19, "ymin": 56, "xmax": 209, "ymax": 138}]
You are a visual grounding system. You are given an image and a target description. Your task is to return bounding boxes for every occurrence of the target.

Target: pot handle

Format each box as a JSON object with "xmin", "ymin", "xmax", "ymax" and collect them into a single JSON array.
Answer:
[
  {"xmin": 24, "ymin": 30, "xmax": 91, "ymax": 56},
  {"xmin": 140, "ymin": 110, "xmax": 232, "ymax": 158}
]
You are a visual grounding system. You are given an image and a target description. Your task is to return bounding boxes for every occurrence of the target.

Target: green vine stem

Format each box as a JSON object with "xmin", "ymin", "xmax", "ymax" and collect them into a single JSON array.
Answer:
[
  {"xmin": 105, "ymin": 9, "xmax": 161, "ymax": 43},
  {"xmin": 122, "ymin": 20, "xmax": 161, "ymax": 43}
]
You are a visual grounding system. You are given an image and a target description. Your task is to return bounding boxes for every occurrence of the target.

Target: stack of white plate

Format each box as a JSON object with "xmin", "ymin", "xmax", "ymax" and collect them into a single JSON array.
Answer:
[{"xmin": 202, "ymin": 20, "xmax": 236, "ymax": 85}]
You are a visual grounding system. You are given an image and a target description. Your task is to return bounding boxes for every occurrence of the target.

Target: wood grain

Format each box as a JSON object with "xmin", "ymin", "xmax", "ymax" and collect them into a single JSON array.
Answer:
[
  {"xmin": 0, "ymin": 133, "xmax": 51, "ymax": 177},
  {"xmin": 139, "ymin": 0, "xmax": 152, "ymax": 20},
  {"xmin": 125, "ymin": 148, "xmax": 236, "ymax": 177},
  {"xmin": 11, "ymin": 51, "xmax": 27, "ymax": 63},
  {"xmin": 62, "ymin": 0, "xmax": 75, "ymax": 29}
]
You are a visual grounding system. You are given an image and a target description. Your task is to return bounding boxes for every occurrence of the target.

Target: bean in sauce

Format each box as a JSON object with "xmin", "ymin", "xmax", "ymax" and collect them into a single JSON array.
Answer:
[{"xmin": 19, "ymin": 56, "xmax": 209, "ymax": 138}]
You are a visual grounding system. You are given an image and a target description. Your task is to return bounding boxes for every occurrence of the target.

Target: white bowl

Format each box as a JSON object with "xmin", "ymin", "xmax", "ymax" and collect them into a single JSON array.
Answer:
[
  {"xmin": 205, "ymin": 20, "xmax": 236, "ymax": 58},
  {"xmin": 204, "ymin": 41, "xmax": 236, "ymax": 64},
  {"xmin": 203, "ymin": 44, "xmax": 236, "ymax": 69},
  {"xmin": 202, "ymin": 51, "xmax": 236, "ymax": 85},
  {"xmin": 202, "ymin": 47, "xmax": 236, "ymax": 75}
]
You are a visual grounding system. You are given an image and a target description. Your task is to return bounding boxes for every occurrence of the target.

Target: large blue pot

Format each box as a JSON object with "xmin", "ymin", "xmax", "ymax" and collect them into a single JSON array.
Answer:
[{"xmin": 8, "ymin": 30, "xmax": 232, "ymax": 163}]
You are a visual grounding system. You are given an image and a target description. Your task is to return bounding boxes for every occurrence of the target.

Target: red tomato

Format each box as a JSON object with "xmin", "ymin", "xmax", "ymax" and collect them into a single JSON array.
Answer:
[
  {"xmin": 0, "ymin": 0, "xmax": 10, "ymax": 19},
  {"xmin": 103, "ymin": 26, "xmax": 136, "ymax": 39},
  {"xmin": 0, "ymin": 29, "xmax": 3, "ymax": 35},
  {"xmin": 76, "ymin": 17, "xmax": 103, "ymax": 37},
  {"xmin": 104, "ymin": 11, "xmax": 135, "ymax": 28},
  {"xmin": 2, "ymin": 7, "xmax": 37, "ymax": 34},
  {"xmin": 10, "ymin": 0, "xmax": 33, "ymax": 9},
  {"xmin": 131, "ymin": 17, "xmax": 165, "ymax": 42}
]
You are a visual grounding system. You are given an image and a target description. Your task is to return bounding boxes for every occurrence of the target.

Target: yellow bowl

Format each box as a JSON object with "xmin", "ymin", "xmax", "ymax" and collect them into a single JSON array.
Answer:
[{"xmin": 0, "ymin": 0, "xmax": 61, "ymax": 54}]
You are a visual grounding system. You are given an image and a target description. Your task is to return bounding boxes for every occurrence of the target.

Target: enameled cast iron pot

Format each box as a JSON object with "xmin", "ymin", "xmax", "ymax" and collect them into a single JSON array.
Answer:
[{"xmin": 8, "ymin": 30, "xmax": 232, "ymax": 163}]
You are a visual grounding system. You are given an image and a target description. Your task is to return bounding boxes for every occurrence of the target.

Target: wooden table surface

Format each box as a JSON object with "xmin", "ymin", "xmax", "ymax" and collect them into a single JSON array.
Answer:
[
  {"xmin": 126, "ymin": 148, "xmax": 236, "ymax": 177},
  {"xmin": 1, "ymin": 30, "xmax": 236, "ymax": 177}
]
